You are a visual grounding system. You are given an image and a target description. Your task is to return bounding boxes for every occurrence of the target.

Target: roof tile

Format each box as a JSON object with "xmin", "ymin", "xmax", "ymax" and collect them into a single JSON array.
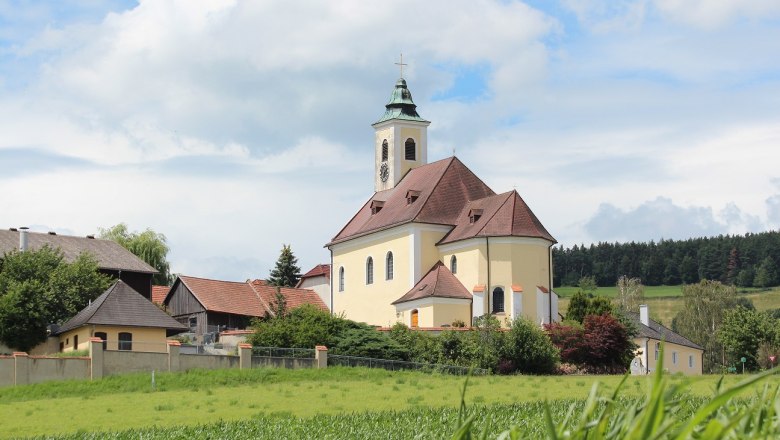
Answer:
[{"xmin": 392, "ymin": 262, "xmax": 472, "ymax": 305}]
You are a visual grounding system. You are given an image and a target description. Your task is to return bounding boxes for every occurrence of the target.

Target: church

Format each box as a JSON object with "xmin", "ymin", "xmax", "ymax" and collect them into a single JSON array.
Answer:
[{"xmin": 326, "ymin": 75, "xmax": 559, "ymax": 329}]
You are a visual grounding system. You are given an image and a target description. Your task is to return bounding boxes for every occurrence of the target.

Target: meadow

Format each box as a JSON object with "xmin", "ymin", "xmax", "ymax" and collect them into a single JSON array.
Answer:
[
  {"xmin": 1, "ymin": 367, "xmax": 779, "ymax": 439},
  {"xmin": 557, "ymin": 286, "xmax": 780, "ymax": 326}
]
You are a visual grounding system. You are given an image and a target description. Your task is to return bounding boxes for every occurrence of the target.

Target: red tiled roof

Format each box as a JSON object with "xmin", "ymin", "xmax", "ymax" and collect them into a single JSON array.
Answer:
[
  {"xmin": 249, "ymin": 279, "xmax": 328, "ymax": 314},
  {"xmin": 329, "ymin": 157, "xmax": 495, "ymax": 245},
  {"xmin": 297, "ymin": 264, "xmax": 331, "ymax": 286},
  {"xmin": 151, "ymin": 285, "xmax": 170, "ymax": 305},
  {"xmin": 439, "ymin": 190, "xmax": 556, "ymax": 244},
  {"xmin": 392, "ymin": 261, "xmax": 472, "ymax": 305},
  {"xmin": 178, "ymin": 276, "xmax": 268, "ymax": 318}
]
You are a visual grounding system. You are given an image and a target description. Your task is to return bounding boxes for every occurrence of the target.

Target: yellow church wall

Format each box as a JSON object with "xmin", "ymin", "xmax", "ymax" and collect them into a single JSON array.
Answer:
[
  {"xmin": 332, "ymin": 228, "xmax": 412, "ymax": 326},
  {"xmin": 439, "ymin": 241, "xmax": 488, "ymax": 313},
  {"xmin": 638, "ymin": 338, "xmax": 703, "ymax": 375},
  {"xmin": 438, "ymin": 237, "xmax": 553, "ymax": 325},
  {"xmin": 420, "ymin": 228, "xmax": 448, "ymax": 276},
  {"xmin": 432, "ymin": 303, "xmax": 471, "ymax": 327},
  {"xmin": 60, "ymin": 326, "xmax": 170, "ymax": 353}
]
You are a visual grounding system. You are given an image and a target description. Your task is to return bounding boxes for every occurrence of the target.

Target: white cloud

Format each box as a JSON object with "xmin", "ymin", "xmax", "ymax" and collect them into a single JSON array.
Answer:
[{"xmin": 654, "ymin": 0, "xmax": 780, "ymax": 29}]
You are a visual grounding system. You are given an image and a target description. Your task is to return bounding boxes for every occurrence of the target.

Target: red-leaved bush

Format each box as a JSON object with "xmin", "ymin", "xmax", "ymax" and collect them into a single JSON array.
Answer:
[{"xmin": 546, "ymin": 313, "xmax": 636, "ymax": 374}]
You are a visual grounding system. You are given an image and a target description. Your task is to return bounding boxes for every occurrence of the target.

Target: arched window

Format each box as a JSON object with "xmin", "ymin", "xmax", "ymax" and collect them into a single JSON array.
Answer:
[
  {"xmin": 450, "ymin": 255, "xmax": 457, "ymax": 274},
  {"xmin": 405, "ymin": 138, "xmax": 416, "ymax": 160},
  {"xmin": 94, "ymin": 331, "xmax": 107, "ymax": 351},
  {"xmin": 366, "ymin": 257, "xmax": 374, "ymax": 285},
  {"xmin": 386, "ymin": 252, "xmax": 394, "ymax": 280},
  {"xmin": 338, "ymin": 267, "xmax": 345, "ymax": 292},
  {"xmin": 381, "ymin": 140, "xmax": 388, "ymax": 162},
  {"xmin": 492, "ymin": 287, "xmax": 504, "ymax": 314},
  {"xmin": 118, "ymin": 332, "xmax": 133, "ymax": 351},
  {"xmin": 411, "ymin": 309, "xmax": 419, "ymax": 328}
]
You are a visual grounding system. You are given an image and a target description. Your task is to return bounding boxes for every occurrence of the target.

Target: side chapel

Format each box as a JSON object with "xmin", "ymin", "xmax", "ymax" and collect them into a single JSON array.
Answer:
[{"xmin": 327, "ymin": 73, "xmax": 559, "ymax": 328}]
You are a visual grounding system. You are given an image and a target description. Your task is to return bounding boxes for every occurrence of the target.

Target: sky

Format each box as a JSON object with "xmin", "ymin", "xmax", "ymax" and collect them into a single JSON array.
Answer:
[{"xmin": 1, "ymin": 0, "xmax": 779, "ymax": 282}]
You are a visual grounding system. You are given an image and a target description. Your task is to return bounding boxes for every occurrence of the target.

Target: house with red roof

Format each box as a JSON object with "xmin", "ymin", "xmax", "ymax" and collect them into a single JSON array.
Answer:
[
  {"xmin": 162, "ymin": 275, "xmax": 326, "ymax": 339},
  {"xmin": 327, "ymin": 77, "xmax": 558, "ymax": 329},
  {"xmin": 296, "ymin": 264, "xmax": 331, "ymax": 310}
]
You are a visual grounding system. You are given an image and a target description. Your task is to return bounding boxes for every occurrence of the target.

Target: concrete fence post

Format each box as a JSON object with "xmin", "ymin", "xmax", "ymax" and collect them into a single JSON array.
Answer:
[
  {"xmin": 88, "ymin": 337, "xmax": 104, "ymax": 380},
  {"xmin": 238, "ymin": 344, "xmax": 252, "ymax": 370},
  {"xmin": 167, "ymin": 340, "xmax": 181, "ymax": 372},
  {"xmin": 13, "ymin": 352, "xmax": 29, "ymax": 386},
  {"xmin": 315, "ymin": 346, "xmax": 328, "ymax": 369}
]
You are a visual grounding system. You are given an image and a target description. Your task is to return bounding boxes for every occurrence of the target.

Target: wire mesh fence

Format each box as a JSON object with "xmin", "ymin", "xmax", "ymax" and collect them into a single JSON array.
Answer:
[
  {"xmin": 328, "ymin": 354, "xmax": 488, "ymax": 375},
  {"xmin": 251, "ymin": 346, "xmax": 316, "ymax": 359}
]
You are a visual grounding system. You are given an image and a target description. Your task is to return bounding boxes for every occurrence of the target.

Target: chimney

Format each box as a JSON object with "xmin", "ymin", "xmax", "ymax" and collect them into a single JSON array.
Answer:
[
  {"xmin": 19, "ymin": 227, "xmax": 29, "ymax": 252},
  {"xmin": 639, "ymin": 304, "xmax": 649, "ymax": 326}
]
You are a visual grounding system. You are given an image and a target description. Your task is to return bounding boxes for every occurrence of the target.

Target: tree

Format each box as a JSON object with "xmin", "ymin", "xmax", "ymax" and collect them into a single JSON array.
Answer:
[
  {"xmin": 547, "ymin": 314, "xmax": 635, "ymax": 373},
  {"xmin": 717, "ymin": 307, "xmax": 775, "ymax": 371},
  {"xmin": 271, "ymin": 286, "xmax": 287, "ymax": 318},
  {"xmin": 753, "ymin": 257, "xmax": 778, "ymax": 288},
  {"xmin": 566, "ymin": 291, "xmax": 613, "ymax": 324},
  {"xmin": 99, "ymin": 223, "xmax": 173, "ymax": 285},
  {"xmin": 672, "ymin": 280, "xmax": 737, "ymax": 372},
  {"xmin": 268, "ymin": 244, "xmax": 302, "ymax": 287},
  {"xmin": 0, "ymin": 247, "xmax": 111, "ymax": 351},
  {"xmin": 577, "ymin": 276, "xmax": 597, "ymax": 295},
  {"xmin": 504, "ymin": 317, "xmax": 559, "ymax": 374},
  {"xmin": 615, "ymin": 276, "xmax": 644, "ymax": 313}
]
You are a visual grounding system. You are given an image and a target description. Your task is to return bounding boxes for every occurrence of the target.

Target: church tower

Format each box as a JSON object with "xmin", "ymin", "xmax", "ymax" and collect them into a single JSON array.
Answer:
[{"xmin": 372, "ymin": 76, "xmax": 430, "ymax": 192}]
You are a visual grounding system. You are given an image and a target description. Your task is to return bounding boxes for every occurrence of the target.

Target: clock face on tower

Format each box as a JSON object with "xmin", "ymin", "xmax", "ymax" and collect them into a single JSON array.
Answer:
[{"xmin": 379, "ymin": 161, "xmax": 389, "ymax": 182}]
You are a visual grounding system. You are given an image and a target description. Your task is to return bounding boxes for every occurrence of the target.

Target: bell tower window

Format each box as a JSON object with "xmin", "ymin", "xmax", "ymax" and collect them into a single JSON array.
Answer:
[
  {"xmin": 381, "ymin": 140, "xmax": 388, "ymax": 162},
  {"xmin": 405, "ymin": 138, "xmax": 416, "ymax": 160}
]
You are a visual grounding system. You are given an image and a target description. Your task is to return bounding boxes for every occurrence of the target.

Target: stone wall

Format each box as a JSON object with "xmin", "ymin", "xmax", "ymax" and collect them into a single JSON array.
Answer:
[{"xmin": 0, "ymin": 340, "xmax": 329, "ymax": 388}]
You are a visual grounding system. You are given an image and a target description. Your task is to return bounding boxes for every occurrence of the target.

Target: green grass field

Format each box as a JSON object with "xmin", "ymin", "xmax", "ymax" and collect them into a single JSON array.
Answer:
[
  {"xmin": 557, "ymin": 286, "xmax": 780, "ymax": 326},
  {"xmin": 1, "ymin": 367, "xmax": 778, "ymax": 439}
]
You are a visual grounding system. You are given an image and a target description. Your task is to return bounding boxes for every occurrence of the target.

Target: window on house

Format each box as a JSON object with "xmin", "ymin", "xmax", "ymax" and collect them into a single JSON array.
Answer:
[
  {"xmin": 655, "ymin": 342, "xmax": 660, "ymax": 361},
  {"xmin": 73, "ymin": 335, "xmax": 78, "ymax": 349},
  {"xmin": 94, "ymin": 332, "xmax": 107, "ymax": 351},
  {"xmin": 672, "ymin": 351, "xmax": 678, "ymax": 365},
  {"xmin": 406, "ymin": 190, "xmax": 420, "ymax": 205},
  {"xmin": 386, "ymin": 252, "xmax": 394, "ymax": 280},
  {"xmin": 405, "ymin": 138, "xmax": 416, "ymax": 160},
  {"xmin": 118, "ymin": 332, "xmax": 133, "ymax": 351},
  {"xmin": 188, "ymin": 316, "xmax": 197, "ymax": 331},
  {"xmin": 469, "ymin": 208, "xmax": 483, "ymax": 224},
  {"xmin": 371, "ymin": 200, "xmax": 384, "ymax": 215},
  {"xmin": 492, "ymin": 287, "xmax": 505, "ymax": 314},
  {"xmin": 450, "ymin": 255, "xmax": 457, "ymax": 274},
  {"xmin": 339, "ymin": 267, "xmax": 345, "ymax": 292},
  {"xmin": 366, "ymin": 257, "xmax": 374, "ymax": 284},
  {"xmin": 381, "ymin": 140, "xmax": 388, "ymax": 162},
  {"xmin": 689, "ymin": 355, "xmax": 694, "ymax": 368}
]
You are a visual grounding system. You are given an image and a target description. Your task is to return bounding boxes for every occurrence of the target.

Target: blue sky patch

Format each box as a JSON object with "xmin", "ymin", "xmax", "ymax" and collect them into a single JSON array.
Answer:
[{"xmin": 431, "ymin": 63, "xmax": 492, "ymax": 103}]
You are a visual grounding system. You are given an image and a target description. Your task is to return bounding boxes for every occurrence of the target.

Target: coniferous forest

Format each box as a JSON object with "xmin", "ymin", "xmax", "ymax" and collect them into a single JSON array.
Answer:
[{"xmin": 553, "ymin": 231, "xmax": 780, "ymax": 288}]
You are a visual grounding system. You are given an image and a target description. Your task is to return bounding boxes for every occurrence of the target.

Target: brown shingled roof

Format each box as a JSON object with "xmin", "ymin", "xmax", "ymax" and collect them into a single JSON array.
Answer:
[
  {"xmin": 439, "ymin": 191, "xmax": 556, "ymax": 244},
  {"xmin": 298, "ymin": 264, "xmax": 330, "ymax": 282},
  {"xmin": 56, "ymin": 280, "xmax": 186, "ymax": 335},
  {"xmin": 168, "ymin": 275, "xmax": 328, "ymax": 319},
  {"xmin": 329, "ymin": 157, "xmax": 494, "ymax": 245},
  {"xmin": 177, "ymin": 276, "xmax": 268, "ymax": 318},
  {"xmin": 0, "ymin": 229, "xmax": 157, "ymax": 273},
  {"xmin": 151, "ymin": 285, "xmax": 170, "ymax": 305},
  {"xmin": 249, "ymin": 280, "xmax": 328, "ymax": 313},
  {"xmin": 392, "ymin": 261, "xmax": 472, "ymax": 305}
]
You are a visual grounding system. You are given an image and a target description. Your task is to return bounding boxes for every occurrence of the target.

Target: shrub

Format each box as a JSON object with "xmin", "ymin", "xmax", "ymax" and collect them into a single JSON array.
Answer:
[
  {"xmin": 581, "ymin": 313, "xmax": 635, "ymax": 373},
  {"xmin": 504, "ymin": 317, "xmax": 559, "ymax": 374},
  {"xmin": 332, "ymin": 327, "xmax": 408, "ymax": 360},
  {"xmin": 546, "ymin": 321, "xmax": 587, "ymax": 365}
]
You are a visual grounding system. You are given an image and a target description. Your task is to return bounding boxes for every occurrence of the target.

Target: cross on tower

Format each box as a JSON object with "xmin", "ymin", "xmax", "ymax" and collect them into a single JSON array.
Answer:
[{"xmin": 395, "ymin": 53, "xmax": 408, "ymax": 78}]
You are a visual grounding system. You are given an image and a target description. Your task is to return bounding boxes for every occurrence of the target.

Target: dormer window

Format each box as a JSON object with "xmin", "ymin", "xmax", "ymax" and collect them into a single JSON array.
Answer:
[
  {"xmin": 406, "ymin": 190, "xmax": 420, "ymax": 205},
  {"xmin": 371, "ymin": 200, "xmax": 385, "ymax": 215},
  {"xmin": 469, "ymin": 208, "xmax": 483, "ymax": 224}
]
